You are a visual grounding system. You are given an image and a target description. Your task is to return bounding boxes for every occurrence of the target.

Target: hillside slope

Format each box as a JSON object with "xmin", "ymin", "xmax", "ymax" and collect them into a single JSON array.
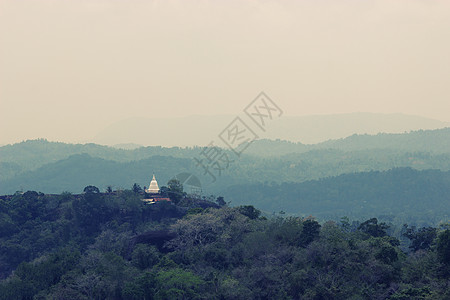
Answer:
[
  {"xmin": 2, "ymin": 127, "xmax": 449, "ymax": 178},
  {"xmin": 0, "ymin": 154, "xmax": 193, "ymax": 194},
  {"xmin": 2, "ymin": 149, "xmax": 450, "ymax": 196},
  {"xmin": 245, "ymin": 127, "xmax": 450, "ymax": 157},
  {"xmin": 222, "ymin": 168, "xmax": 450, "ymax": 223}
]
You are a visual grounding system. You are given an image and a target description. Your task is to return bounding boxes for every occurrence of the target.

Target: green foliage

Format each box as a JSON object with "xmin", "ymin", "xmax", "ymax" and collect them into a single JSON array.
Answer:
[
  {"xmin": 122, "ymin": 271, "xmax": 156, "ymax": 300},
  {"xmin": 389, "ymin": 285, "xmax": 432, "ymax": 300},
  {"xmin": 155, "ymin": 268, "xmax": 204, "ymax": 300},
  {"xmin": 1, "ymin": 192, "xmax": 449, "ymax": 299},
  {"xmin": 132, "ymin": 183, "xmax": 142, "ymax": 194},
  {"xmin": 83, "ymin": 185, "xmax": 100, "ymax": 194},
  {"xmin": 3, "ymin": 132, "xmax": 450, "ymax": 213},
  {"xmin": 167, "ymin": 178, "xmax": 185, "ymax": 204},
  {"xmin": 73, "ymin": 187, "xmax": 108, "ymax": 234},
  {"xmin": 270, "ymin": 216, "xmax": 303, "ymax": 246},
  {"xmin": 131, "ymin": 244, "xmax": 160, "ymax": 270},
  {"xmin": 402, "ymin": 225, "xmax": 437, "ymax": 252},
  {"xmin": 300, "ymin": 218, "xmax": 321, "ymax": 246},
  {"xmin": 186, "ymin": 207, "xmax": 204, "ymax": 215},
  {"xmin": 216, "ymin": 196, "xmax": 226, "ymax": 207},
  {"xmin": 436, "ymin": 229, "xmax": 450, "ymax": 266},
  {"xmin": 238, "ymin": 205, "xmax": 261, "ymax": 220},
  {"xmin": 358, "ymin": 218, "xmax": 389, "ymax": 238},
  {"xmin": 0, "ymin": 248, "xmax": 80, "ymax": 300}
]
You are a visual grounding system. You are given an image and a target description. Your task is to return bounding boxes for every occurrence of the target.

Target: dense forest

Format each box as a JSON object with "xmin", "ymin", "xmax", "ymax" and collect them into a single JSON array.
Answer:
[
  {"xmin": 222, "ymin": 168, "xmax": 450, "ymax": 225},
  {"xmin": 0, "ymin": 186, "xmax": 449, "ymax": 299}
]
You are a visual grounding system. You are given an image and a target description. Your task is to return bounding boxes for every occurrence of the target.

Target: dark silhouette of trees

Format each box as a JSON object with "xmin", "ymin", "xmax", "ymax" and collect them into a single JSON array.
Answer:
[
  {"xmin": 132, "ymin": 183, "xmax": 142, "ymax": 194},
  {"xmin": 83, "ymin": 185, "xmax": 100, "ymax": 194},
  {"xmin": 238, "ymin": 205, "xmax": 261, "ymax": 220},
  {"xmin": 358, "ymin": 218, "xmax": 389, "ymax": 237},
  {"xmin": 216, "ymin": 196, "xmax": 226, "ymax": 207},
  {"xmin": 299, "ymin": 218, "xmax": 321, "ymax": 247},
  {"xmin": 437, "ymin": 229, "xmax": 450, "ymax": 266},
  {"xmin": 402, "ymin": 225, "xmax": 437, "ymax": 251},
  {"xmin": 167, "ymin": 179, "xmax": 185, "ymax": 204}
]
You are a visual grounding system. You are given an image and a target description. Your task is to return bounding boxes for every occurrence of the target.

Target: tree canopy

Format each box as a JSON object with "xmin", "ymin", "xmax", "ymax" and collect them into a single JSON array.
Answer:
[{"xmin": 1, "ymin": 189, "xmax": 449, "ymax": 299}]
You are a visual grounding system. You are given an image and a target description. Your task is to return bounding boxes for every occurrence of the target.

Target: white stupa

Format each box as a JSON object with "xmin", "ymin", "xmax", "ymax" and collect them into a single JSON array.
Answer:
[{"xmin": 146, "ymin": 174, "xmax": 160, "ymax": 194}]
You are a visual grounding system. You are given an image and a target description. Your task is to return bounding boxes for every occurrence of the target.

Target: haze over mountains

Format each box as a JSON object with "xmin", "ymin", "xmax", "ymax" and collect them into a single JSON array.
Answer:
[
  {"xmin": 2, "ymin": 110, "xmax": 449, "ymax": 223},
  {"xmin": 1, "ymin": 127, "xmax": 449, "ymax": 222},
  {"xmin": 223, "ymin": 168, "xmax": 450, "ymax": 224},
  {"xmin": 92, "ymin": 112, "xmax": 450, "ymax": 147}
]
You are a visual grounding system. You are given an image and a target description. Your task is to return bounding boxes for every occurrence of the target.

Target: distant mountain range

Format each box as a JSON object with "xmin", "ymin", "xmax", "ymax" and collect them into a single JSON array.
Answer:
[
  {"xmin": 1, "ymin": 127, "xmax": 450, "ymax": 199},
  {"xmin": 92, "ymin": 113, "xmax": 450, "ymax": 146},
  {"xmin": 1, "ymin": 127, "xmax": 449, "ymax": 179},
  {"xmin": 246, "ymin": 127, "xmax": 450, "ymax": 156}
]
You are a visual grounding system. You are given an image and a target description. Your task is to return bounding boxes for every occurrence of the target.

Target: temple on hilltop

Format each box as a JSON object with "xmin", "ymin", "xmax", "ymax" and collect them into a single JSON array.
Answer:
[
  {"xmin": 146, "ymin": 174, "xmax": 160, "ymax": 194},
  {"xmin": 143, "ymin": 174, "xmax": 171, "ymax": 204}
]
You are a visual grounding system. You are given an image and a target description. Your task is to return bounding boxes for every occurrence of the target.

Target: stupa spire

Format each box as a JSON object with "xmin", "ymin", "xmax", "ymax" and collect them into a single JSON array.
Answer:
[{"xmin": 147, "ymin": 174, "xmax": 160, "ymax": 193}]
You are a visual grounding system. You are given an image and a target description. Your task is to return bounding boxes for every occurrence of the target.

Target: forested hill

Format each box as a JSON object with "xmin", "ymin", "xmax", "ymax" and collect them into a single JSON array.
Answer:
[
  {"xmin": 1, "ymin": 127, "xmax": 449, "ymax": 173},
  {"xmin": 0, "ymin": 154, "xmax": 193, "ymax": 195},
  {"xmin": 1, "ymin": 128, "xmax": 450, "ymax": 224},
  {"xmin": 245, "ymin": 127, "xmax": 450, "ymax": 157},
  {"xmin": 318, "ymin": 127, "xmax": 450, "ymax": 153},
  {"xmin": 0, "ymin": 139, "xmax": 199, "ymax": 172},
  {"xmin": 1, "ymin": 128, "xmax": 450, "ymax": 188},
  {"xmin": 221, "ymin": 168, "xmax": 450, "ymax": 224},
  {"xmin": 0, "ymin": 190, "xmax": 449, "ymax": 299},
  {"xmin": 2, "ymin": 150, "xmax": 450, "ymax": 197}
]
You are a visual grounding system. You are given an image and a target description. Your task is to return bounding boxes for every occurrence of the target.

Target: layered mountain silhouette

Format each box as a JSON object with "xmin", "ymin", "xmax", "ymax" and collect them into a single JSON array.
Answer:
[{"xmin": 92, "ymin": 113, "xmax": 450, "ymax": 147}]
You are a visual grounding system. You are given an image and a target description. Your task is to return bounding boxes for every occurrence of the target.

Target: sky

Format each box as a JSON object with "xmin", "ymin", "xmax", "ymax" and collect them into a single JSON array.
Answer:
[{"xmin": 1, "ymin": 0, "xmax": 449, "ymax": 145}]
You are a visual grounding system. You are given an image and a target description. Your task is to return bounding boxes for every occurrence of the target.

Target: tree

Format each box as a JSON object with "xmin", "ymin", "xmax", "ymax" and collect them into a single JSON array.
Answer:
[
  {"xmin": 358, "ymin": 218, "xmax": 389, "ymax": 238},
  {"xmin": 299, "ymin": 219, "xmax": 321, "ymax": 247},
  {"xmin": 238, "ymin": 205, "xmax": 261, "ymax": 220},
  {"xmin": 9, "ymin": 191, "xmax": 46, "ymax": 224},
  {"xmin": 83, "ymin": 185, "xmax": 100, "ymax": 194},
  {"xmin": 73, "ymin": 186, "xmax": 106, "ymax": 234},
  {"xmin": 122, "ymin": 272, "xmax": 156, "ymax": 300},
  {"xmin": 402, "ymin": 225, "xmax": 437, "ymax": 251},
  {"xmin": 270, "ymin": 216, "xmax": 303, "ymax": 246},
  {"xmin": 169, "ymin": 207, "xmax": 252, "ymax": 251},
  {"xmin": 132, "ymin": 183, "xmax": 142, "ymax": 194},
  {"xmin": 155, "ymin": 268, "xmax": 205, "ymax": 300},
  {"xmin": 131, "ymin": 244, "xmax": 160, "ymax": 270},
  {"xmin": 340, "ymin": 216, "xmax": 351, "ymax": 232},
  {"xmin": 216, "ymin": 196, "xmax": 226, "ymax": 207},
  {"xmin": 159, "ymin": 186, "xmax": 169, "ymax": 197},
  {"xmin": 167, "ymin": 179, "xmax": 185, "ymax": 204},
  {"xmin": 436, "ymin": 229, "xmax": 450, "ymax": 266}
]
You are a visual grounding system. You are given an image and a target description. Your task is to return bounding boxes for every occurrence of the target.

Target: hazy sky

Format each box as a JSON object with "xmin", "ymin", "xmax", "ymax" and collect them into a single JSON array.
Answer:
[{"xmin": 1, "ymin": 0, "xmax": 449, "ymax": 145}]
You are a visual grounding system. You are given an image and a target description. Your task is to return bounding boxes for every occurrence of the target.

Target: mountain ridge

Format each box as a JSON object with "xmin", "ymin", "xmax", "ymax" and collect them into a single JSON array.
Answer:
[{"xmin": 92, "ymin": 112, "xmax": 450, "ymax": 147}]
